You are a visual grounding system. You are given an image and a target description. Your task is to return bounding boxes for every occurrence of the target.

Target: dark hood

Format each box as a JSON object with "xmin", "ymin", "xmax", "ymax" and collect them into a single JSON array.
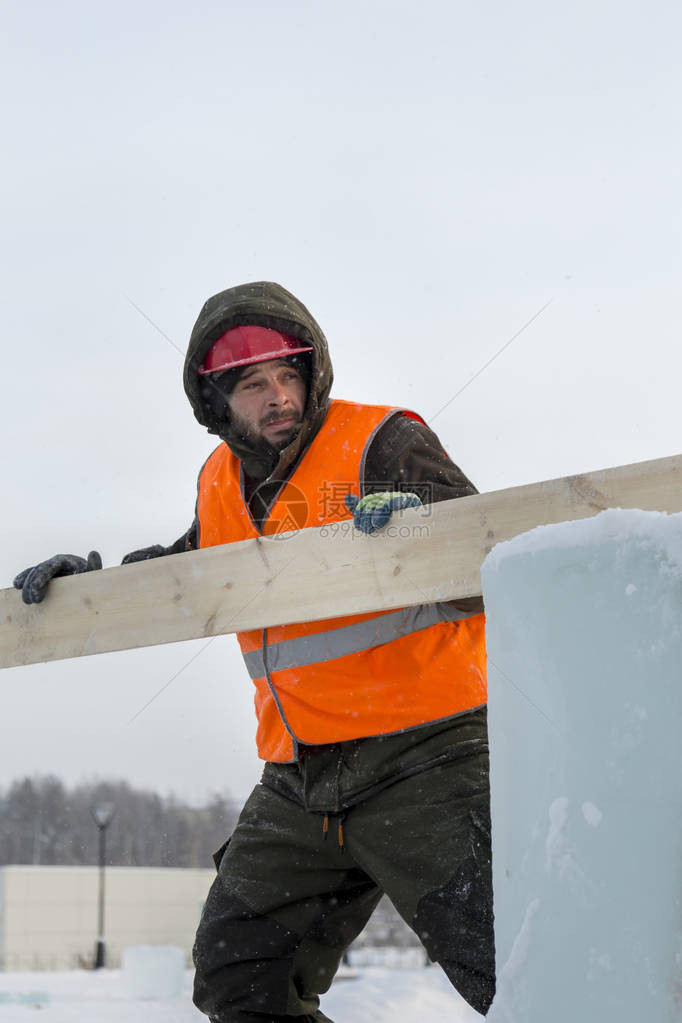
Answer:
[{"xmin": 184, "ymin": 282, "xmax": 333, "ymax": 482}]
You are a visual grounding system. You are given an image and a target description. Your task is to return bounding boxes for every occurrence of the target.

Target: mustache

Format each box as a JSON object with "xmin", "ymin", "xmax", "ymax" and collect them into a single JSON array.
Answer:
[{"xmin": 260, "ymin": 411, "xmax": 301, "ymax": 427}]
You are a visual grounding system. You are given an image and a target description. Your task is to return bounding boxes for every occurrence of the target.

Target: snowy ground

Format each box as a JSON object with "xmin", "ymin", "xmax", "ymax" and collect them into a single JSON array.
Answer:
[{"xmin": 0, "ymin": 966, "xmax": 483, "ymax": 1022}]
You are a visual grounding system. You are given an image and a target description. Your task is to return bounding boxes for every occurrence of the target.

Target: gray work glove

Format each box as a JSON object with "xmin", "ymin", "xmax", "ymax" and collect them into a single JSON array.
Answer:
[
  {"xmin": 121, "ymin": 544, "xmax": 168, "ymax": 564},
  {"xmin": 13, "ymin": 551, "xmax": 103, "ymax": 605},
  {"xmin": 344, "ymin": 491, "xmax": 423, "ymax": 535}
]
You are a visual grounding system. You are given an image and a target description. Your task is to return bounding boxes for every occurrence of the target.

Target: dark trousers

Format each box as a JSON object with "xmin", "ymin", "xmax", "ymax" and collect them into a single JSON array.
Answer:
[{"xmin": 193, "ymin": 747, "xmax": 495, "ymax": 1022}]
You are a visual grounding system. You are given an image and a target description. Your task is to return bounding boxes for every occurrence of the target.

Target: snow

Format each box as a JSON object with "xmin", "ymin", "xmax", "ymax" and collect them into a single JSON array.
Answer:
[
  {"xmin": 483, "ymin": 507, "xmax": 682, "ymax": 570},
  {"xmin": 0, "ymin": 966, "xmax": 482, "ymax": 1022},
  {"xmin": 121, "ymin": 945, "xmax": 184, "ymax": 1000},
  {"xmin": 481, "ymin": 508, "xmax": 682, "ymax": 1022}
]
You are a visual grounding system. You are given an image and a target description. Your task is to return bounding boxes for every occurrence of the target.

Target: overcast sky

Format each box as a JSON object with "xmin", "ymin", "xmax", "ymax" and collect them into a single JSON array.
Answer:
[{"xmin": 1, "ymin": 0, "xmax": 680, "ymax": 804}]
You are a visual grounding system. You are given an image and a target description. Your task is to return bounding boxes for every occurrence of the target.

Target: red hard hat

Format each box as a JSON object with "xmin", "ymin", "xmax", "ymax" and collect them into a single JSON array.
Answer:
[{"xmin": 198, "ymin": 325, "xmax": 313, "ymax": 375}]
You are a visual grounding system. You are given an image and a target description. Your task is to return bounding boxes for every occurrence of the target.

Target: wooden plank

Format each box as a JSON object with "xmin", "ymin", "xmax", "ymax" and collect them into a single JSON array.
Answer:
[{"xmin": 1, "ymin": 453, "xmax": 680, "ymax": 669}]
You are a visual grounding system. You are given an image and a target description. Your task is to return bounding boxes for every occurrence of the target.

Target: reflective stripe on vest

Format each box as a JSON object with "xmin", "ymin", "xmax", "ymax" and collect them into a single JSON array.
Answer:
[
  {"xmin": 196, "ymin": 398, "xmax": 487, "ymax": 762},
  {"xmin": 242, "ymin": 601, "xmax": 479, "ymax": 679}
]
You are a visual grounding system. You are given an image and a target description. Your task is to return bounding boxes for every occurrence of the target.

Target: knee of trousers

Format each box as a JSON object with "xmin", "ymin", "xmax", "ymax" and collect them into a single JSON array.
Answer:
[
  {"xmin": 193, "ymin": 882, "xmax": 304, "ymax": 1019},
  {"xmin": 412, "ymin": 808, "xmax": 496, "ymax": 1016}
]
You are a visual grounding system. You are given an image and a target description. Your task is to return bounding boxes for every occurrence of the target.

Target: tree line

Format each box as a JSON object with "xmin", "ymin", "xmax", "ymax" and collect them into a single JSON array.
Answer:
[{"xmin": 0, "ymin": 775, "xmax": 239, "ymax": 869}]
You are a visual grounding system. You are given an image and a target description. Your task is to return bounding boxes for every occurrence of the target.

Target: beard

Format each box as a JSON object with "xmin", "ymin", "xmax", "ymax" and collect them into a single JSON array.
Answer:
[
  {"xmin": 230, "ymin": 408, "xmax": 303, "ymax": 452},
  {"xmin": 267, "ymin": 421, "xmax": 303, "ymax": 451}
]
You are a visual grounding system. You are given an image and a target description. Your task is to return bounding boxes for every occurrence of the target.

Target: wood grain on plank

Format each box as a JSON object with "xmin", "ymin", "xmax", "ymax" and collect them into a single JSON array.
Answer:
[{"xmin": 1, "ymin": 454, "xmax": 680, "ymax": 669}]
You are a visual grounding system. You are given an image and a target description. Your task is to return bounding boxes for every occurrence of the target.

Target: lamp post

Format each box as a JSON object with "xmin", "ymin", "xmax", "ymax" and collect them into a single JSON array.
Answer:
[{"xmin": 91, "ymin": 800, "xmax": 115, "ymax": 970}]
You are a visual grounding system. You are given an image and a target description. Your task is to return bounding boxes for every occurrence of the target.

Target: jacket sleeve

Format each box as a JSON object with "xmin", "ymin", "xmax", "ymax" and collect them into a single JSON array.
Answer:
[
  {"xmin": 362, "ymin": 413, "xmax": 484, "ymax": 614},
  {"xmin": 120, "ymin": 518, "xmax": 198, "ymax": 564},
  {"xmin": 168, "ymin": 518, "xmax": 198, "ymax": 553}
]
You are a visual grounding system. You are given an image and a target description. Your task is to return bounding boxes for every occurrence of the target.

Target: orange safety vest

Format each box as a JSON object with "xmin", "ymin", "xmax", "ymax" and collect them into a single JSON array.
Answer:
[{"xmin": 197, "ymin": 399, "xmax": 487, "ymax": 762}]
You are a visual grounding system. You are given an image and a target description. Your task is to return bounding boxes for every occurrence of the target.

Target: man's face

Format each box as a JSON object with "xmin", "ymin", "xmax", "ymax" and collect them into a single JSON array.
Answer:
[{"xmin": 226, "ymin": 358, "xmax": 307, "ymax": 450}]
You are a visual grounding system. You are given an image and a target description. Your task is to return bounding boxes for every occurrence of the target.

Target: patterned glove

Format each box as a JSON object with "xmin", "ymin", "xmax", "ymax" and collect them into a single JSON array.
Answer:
[
  {"xmin": 13, "ymin": 551, "xmax": 103, "ymax": 605},
  {"xmin": 344, "ymin": 491, "xmax": 423, "ymax": 535}
]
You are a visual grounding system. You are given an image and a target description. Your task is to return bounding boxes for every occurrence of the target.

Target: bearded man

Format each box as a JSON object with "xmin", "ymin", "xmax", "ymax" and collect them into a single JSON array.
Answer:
[{"xmin": 14, "ymin": 282, "xmax": 495, "ymax": 1022}]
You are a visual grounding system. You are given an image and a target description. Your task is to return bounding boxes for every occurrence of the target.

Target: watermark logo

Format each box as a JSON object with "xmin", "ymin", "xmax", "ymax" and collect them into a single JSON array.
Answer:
[
  {"xmin": 258, "ymin": 481, "xmax": 433, "ymax": 540},
  {"xmin": 253, "ymin": 482, "xmax": 309, "ymax": 538},
  {"xmin": 318, "ymin": 481, "xmax": 355, "ymax": 519},
  {"xmin": 318, "ymin": 521, "xmax": 431, "ymax": 540}
]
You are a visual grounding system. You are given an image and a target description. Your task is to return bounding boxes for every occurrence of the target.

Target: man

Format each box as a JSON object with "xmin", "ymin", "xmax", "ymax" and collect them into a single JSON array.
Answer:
[{"xmin": 14, "ymin": 282, "xmax": 495, "ymax": 1021}]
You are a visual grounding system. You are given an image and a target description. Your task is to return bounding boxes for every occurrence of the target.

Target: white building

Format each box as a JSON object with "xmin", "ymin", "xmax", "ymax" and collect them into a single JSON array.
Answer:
[{"xmin": 0, "ymin": 865, "xmax": 214, "ymax": 970}]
